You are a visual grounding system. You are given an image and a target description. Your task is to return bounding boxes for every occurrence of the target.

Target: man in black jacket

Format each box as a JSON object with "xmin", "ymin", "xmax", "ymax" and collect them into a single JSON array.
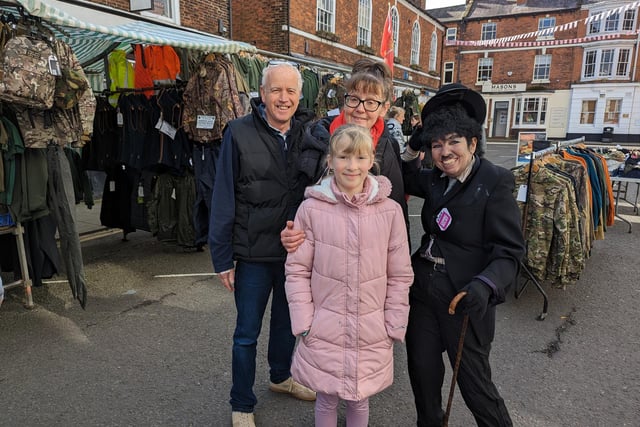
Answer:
[{"xmin": 209, "ymin": 63, "xmax": 320, "ymax": 427}]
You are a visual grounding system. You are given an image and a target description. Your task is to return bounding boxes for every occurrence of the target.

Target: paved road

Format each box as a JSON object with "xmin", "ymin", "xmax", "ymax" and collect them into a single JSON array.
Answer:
[{"xmin": 1, "ymin": 142, "xmax": 639, "ymax": 426}]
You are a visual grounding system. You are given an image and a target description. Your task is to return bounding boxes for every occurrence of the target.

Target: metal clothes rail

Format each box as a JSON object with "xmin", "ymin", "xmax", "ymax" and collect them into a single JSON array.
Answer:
[
  {"xmin": 515, "ymin": 137, "xmax": 585, "ymax": 320},
  {"xmin": 0, "ymin": 222, "xmax": 35, "ymax": 308}
]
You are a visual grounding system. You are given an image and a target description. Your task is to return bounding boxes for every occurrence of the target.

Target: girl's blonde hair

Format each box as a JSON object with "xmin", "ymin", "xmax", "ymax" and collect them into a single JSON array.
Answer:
[{"xmin": 329, "ymin": 124, "xmax": 374, "ymax": 157}]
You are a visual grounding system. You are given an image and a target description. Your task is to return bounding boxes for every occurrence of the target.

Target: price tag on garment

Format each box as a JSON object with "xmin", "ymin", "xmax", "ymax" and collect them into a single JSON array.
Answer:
[
  {"xmin": 196, "ymin": 115, "xmax": 215, "ymax": 129},
  {"xmin": 171, "ymin": 188, "xmax": 177, "ymax": 200},
  {"xmin": 436, "ymin": 207, "xmax": 452, "ymax": 231},
  {"xmin": 327, "ymin": 88, "xmax": 336, "ymax": 98},
  {"xmin": 249, "ymin": 91, "xmax": 259, "ymax": 98},
  {"xmin": 109, "ymin": 181, "xmax": 116, "ymax": 192},
  {"xmin": 116, "ymin": 111, "xmax": 124, "ymax": 127},
  {"xmin": 48, "ymin": 54, "xmax": 61, "ymax": 76},
  {"xmin": 137, "ymin": 185, "xmax": 144, "ymax": 204},
  {"xmin": 327, "ymin": 108, "xmax": 340, "ymax": 117},
  {"xmin": 516, "ymin": 184, "xmax": 528, "ymax": 202},
  {"xmin": 155, "ymin": 117, "xmax": 177, "ymax": 139}
]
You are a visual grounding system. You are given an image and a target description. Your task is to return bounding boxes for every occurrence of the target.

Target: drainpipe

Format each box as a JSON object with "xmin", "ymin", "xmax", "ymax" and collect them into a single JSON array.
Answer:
[
  {"xmin": 286, "ymin": 0, "xmax": 291, "ymax": 55},
  {"xmin": 228, "ymin": 0, "xmax": 233, "ymax": 40}
]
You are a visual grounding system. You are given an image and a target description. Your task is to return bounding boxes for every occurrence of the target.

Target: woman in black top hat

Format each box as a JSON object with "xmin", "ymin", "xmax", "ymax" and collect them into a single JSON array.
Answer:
[{"xmin": 402, "ymin": 84, "xmax": 525, "ymax": 427}]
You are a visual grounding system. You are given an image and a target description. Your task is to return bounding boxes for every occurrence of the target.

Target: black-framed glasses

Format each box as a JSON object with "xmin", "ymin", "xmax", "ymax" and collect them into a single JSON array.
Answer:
[{"xmin": 344, "ymin": 94, "xmax": 383, "ymax": 112}]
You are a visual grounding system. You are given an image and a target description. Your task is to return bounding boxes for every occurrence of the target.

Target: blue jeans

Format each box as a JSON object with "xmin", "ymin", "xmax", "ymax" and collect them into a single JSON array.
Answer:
[{"xmin": 230, "ymin": 261, "xmax": 295, "ymax": 413}]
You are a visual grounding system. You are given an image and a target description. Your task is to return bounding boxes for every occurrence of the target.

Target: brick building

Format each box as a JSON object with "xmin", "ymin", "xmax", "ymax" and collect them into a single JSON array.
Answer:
[
  {"xmin": 231, "ymin": 0, "xmax": 444, "ymax": 97},
  {"xmin": 429, "ymin": 0, "xmax": 640, "ymax": 142}
]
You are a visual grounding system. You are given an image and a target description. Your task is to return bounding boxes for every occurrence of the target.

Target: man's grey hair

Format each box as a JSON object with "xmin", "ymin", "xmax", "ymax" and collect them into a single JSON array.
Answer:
[{"xmin": 261, "ymin": 62, "xmax": 303, "ymax": 91}]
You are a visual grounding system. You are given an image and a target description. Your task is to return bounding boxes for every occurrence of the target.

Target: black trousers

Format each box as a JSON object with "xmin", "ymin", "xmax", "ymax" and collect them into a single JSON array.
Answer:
[{"xmin": 406, "ymin": 257, "xmax": 512, "ymax": 427}]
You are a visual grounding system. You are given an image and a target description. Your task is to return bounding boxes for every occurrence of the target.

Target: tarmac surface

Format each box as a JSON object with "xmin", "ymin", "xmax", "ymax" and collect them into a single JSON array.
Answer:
[{"xmin": 1, "ymin": 142, "xmax": 639, "ymax": 426}]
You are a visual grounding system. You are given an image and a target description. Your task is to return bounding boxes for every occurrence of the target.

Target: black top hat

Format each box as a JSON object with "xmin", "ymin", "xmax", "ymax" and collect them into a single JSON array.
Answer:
[{"xmin": 421, "ymin": 83, "xmax": 487, "ymax": 124}]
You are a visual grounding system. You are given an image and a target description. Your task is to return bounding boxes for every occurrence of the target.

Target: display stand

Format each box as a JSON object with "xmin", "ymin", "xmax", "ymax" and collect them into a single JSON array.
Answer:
[
  {"xmin": 0, "ymin": 222, "xmax": 35, "ymax": 308},
  {"xmin": 515, "ymin": 136, "xmax": 586, "ymax": 320},
  {"xmin": 610, "ymin": 176, "xmax": 640, "ymax": 233}
]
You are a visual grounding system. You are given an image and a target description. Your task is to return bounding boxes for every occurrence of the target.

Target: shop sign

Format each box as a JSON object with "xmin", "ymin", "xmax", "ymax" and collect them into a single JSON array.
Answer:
[{"xmin": 482, "ymin": 82, "xmax": 526, "ymax": 93}]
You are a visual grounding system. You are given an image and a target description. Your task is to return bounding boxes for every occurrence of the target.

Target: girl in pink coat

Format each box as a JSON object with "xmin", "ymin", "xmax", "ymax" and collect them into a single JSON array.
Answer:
[{"xmin": 285, "ymin": 124, "xmax": 413, "ymax": 426}]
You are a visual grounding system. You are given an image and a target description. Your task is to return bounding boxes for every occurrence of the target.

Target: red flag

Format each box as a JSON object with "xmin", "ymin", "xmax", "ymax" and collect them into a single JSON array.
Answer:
[{"xmin": 380, "ymin": 6, "xmax": 394, "ymax": 74}]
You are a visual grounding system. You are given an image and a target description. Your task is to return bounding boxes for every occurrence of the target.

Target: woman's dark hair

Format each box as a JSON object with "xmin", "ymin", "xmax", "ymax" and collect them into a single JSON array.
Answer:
[{"xmin": 417, "ymin": 103, "xmax": 485, "ymax": 157}]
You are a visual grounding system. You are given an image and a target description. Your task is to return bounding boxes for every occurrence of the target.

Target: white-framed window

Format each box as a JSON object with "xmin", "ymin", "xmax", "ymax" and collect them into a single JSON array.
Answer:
[
  {"xmin": 623, "ymin": 10, "xmax": 636, "ymax": 31},
  {"xmin": 514, "ymin": 97, "xmax": 548, "ymax": 126},
  {"xmin": 589, "ymin": 9, "xmax": 636, "ymax": 34},
  {"xmin": 580, "ymin": 99, "xmax": 597, "ymax": 124},
  {"xmin": 357, "ymin": 0, "xmax": 372, "ymax": 46},
  {"xmin": 443, "ymin": 62, "xmax": 454, "ymax": 84},
  {"xmin": 537, "ymin": 16, "xmax": 555, "ymax": 39},
  {"xmin": 477, "ymin": 57, "xmax": 493, "ymax": 82},
  {"xmin": 391, "ymin": 6, "xmax": 400, "ymax": 56},
  {"xmin": 410, "ymin": 21, "xmax": 421, "ymax": 65},
  {"xmin": 141, "ymin": 0, "xmax": 179, "ymax": 24},
  {"xmin": 429, "ymin": 32, "xmax": 437, "ymax": 72},
  {"xmin": 582, "ymin": 48, "xmax": 632, "ymax": 79},
  {"xmin": 533, "ymin": 54, "xmax": 551, "ymax": 81},
  {"xmin": 481, "ymin": 22, "xmax": 496, "ymax": 41},
  {"xmin": 604, "ymin": 99, "xmax": 621, "ymax": 124},
  {"xmin": 316, "ymin": 0, "xmax": 336, "ymax": 33},
  {"xmin": 446, "ymin": 27, "xmax": 457, "ymax": 41}
]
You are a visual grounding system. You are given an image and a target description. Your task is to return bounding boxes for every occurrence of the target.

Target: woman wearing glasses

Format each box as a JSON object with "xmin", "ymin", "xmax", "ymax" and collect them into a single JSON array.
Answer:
[{"xmin": 284, "ymin": 69, "xmax": 408, "ymax": 250}]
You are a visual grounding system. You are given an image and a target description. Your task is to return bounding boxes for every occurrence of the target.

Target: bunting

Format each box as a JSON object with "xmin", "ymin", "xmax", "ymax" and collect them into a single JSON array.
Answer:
[{"xmin": 450, "ymin": 1, "xmax": 640, "ymax": 47}]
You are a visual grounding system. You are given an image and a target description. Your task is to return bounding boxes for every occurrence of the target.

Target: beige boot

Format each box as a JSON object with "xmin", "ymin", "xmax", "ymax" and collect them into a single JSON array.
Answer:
[
  {"xmin": 232, "ymin": 411, "xmax": 255, "ymax": 427},
  {"xmin": 269, "ymin": 377, "xmax": 316, "ymax": 401}
]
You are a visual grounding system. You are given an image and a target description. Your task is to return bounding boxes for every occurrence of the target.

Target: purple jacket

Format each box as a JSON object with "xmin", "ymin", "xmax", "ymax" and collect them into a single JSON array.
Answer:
[{"xmin": 285, "ymin": 175, "xmax": 413, "ymax": 401}]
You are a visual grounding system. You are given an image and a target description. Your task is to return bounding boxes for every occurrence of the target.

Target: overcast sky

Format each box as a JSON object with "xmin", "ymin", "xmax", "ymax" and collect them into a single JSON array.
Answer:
[{"xmin": 425, "ymin": 0, "xmax": 465, "ymax": 9}]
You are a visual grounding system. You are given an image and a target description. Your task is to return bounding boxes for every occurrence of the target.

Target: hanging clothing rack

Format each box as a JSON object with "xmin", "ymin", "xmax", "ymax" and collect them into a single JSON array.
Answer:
[{"xmin": 514, "ymin": 136, "xmax": 585, "ymax": 320}]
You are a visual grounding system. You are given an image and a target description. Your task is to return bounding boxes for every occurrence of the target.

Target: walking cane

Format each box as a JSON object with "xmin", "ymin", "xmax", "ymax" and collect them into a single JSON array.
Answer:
[{"xmin": 442, "ymin": 291, "xmax": 469, "ymax": 427}]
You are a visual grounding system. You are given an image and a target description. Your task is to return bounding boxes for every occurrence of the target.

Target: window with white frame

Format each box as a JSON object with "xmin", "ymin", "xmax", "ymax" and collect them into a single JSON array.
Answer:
[
  {"xmin": 623, "ymin": 10, "xmax": 636, "ymax": 30},
  {"xmin": 582, "ymin": 48, "xmax": 631, "ymax": 79},
  {"xmin": 533, "ymin": 54, "xmax": 551, "ymax": 81},
  {"xmin": 604, "ymin": 99, "xmax": 621, "ymax": 124},
  {"xmin": 514, "ymin": 97, "xmax": 547, "ymax": 126},
  {"xmin": 477, "ymin": 57, "xmax": 493, "ymax": 82},
  {"xmin": 317, "ymin": 0, "xmax": 336, "ymax": 33},
  {"xmin": 537, "ymin": 16, "xmax": 555, "ymax": 39},
  {"xmin": 481, "ymin": 22, "xmax": 496, "ymax": 41},
  {"xmin": 357, "ymin": 0, "xmax": 372, "ymax": 46},
  {"xmin": 391, "ymin": 7, "xmax": 399, "ymax": 56},
  {"xmin": 429, "ymin": 32, "xmax": 437, "ymax": 72},
  {"xmin": 410, "ymin": 22, "xmax": 420, "ymax": 65},
  {"xmin": 446, "ymin": 27, "xmax": 457, "ymax": 41},
  {"xmin": 443, "ymin": 62, "xmax": 454, "ymax": 84},
  {"xmin": 617, "ymin": 49, "xmax": 630, "ymax": 76},
  {"xmin": 142, "ymin": 0, "xmax": 179, "ymax": 23},
  {"xmin": 589, "ymin": 9, "xmax": 636, "ymax": 34},
  {"xmin": 580, "ymin": 100, "xmax": 597, "ymax": 124}
]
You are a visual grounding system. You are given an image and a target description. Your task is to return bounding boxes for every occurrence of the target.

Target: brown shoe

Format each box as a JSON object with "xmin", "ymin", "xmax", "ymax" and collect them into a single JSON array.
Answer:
[
  {"xmin": 232, "ymin": 411, "xmax": 255, "ymax": 427},
  {"xmin": 269, "ymin": 377, "xmax": 316, "ymax": 401}
]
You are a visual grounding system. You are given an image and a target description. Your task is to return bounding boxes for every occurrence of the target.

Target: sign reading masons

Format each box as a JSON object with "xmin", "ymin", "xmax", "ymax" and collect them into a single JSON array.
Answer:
[{"xmin": 482, "ymin": 82, "xmax": 526, "ymax": 93}]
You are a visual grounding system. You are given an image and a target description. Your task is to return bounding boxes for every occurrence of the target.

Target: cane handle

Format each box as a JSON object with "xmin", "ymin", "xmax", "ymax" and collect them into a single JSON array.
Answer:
[{"xmin": 448, "ymin": 291, "xmax": 468, "ymax": 315}]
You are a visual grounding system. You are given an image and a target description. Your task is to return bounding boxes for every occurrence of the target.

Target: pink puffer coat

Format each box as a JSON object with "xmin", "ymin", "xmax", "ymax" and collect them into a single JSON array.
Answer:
[{"xmin": 285, "ymin": 175, "xmax": 413, "ymax": 401}]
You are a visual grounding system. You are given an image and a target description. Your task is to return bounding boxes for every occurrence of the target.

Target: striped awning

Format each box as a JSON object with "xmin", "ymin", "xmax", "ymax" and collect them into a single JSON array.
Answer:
[{"xmin": 1, "ymin": 0, "xmax": 256, "ymax": 65}]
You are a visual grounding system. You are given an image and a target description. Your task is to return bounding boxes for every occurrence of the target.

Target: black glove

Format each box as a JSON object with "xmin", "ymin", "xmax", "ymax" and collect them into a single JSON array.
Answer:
[
  {"xmin": 460, "ymin": 280, "xmax": 492, "ymax": 319},
  {"xmin": 408, "ymin": 128, "xmax": 428, "ymax": 151}
]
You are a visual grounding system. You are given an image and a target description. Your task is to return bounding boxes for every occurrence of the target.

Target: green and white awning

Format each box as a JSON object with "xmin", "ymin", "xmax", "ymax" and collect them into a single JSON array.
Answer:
[{"xmin": 1, "ymin": 0, "xmax": 256, "ymax": 64}]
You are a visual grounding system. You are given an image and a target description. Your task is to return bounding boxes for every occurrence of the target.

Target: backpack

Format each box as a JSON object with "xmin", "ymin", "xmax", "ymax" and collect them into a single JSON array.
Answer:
[
  {"xmin": 53, "ymin": 39, "xmax": 89, "ymax": 110},
  {"xmin": 0, "ymin": 35, "xmax": 56, "ymax": 109}
]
